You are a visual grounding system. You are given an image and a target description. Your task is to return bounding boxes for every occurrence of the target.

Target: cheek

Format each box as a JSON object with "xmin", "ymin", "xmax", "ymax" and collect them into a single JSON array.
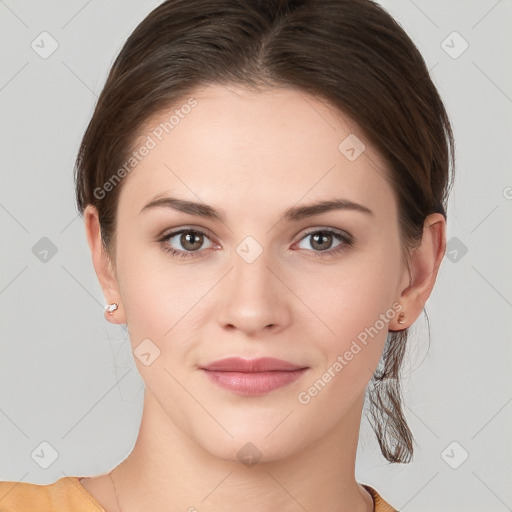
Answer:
[
  {"xmin": 294, "ymin": 251, "xmax": 400, "ymax": 396},
  {"xmin": 115, "ymin": 241, "xmax": 218, "ymax": 388},
  {"xmin": 114, "ymin": 234, "xmax": 179, "ymax": 352},
  {"xmin": 304, "ymin": 251, "xmax": 399, "ymax": 339}
]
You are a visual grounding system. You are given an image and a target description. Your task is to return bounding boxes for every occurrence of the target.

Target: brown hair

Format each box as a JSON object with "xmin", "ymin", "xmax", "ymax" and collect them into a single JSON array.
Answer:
[{"xmin": 74, "ymin": 0, "xmax": 454, "ymax": 463}]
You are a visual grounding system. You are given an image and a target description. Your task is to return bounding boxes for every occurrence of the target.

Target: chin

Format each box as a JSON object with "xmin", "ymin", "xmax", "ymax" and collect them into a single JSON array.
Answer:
[{"xmin": 190, "ymin": 422, "xmax": 307, "ymax": 465}]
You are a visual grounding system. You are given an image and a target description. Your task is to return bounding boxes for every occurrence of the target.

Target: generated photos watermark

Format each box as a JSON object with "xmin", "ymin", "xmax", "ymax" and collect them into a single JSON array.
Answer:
[
  {"xmin": 297, "ymin": 301, "xmax": 403, "ymax": 405},
  {"xmin": 93, "ymin": 97, "xmax": 198, "ymax": 200}
]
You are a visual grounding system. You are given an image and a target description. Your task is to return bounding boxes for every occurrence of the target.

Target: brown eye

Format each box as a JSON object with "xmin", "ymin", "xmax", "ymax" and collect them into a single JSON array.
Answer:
[
  {"xmin": 179, "ymin": 231, "xmax": 204, "ymax": 251},
  {"xmin": 309, "ymin": 232, "xmax": 335, "ymax": 251},
  {"xmin": 159, "ymin": 228, "xmax": 215, "ymax": 258},
  {"xmin": 295, "ymin": 229, "xmax": 354, "ymax": 257}
]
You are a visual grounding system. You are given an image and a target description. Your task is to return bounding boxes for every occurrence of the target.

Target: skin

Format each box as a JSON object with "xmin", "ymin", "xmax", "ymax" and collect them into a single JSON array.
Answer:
[{"xmin": 80, "ymin": 84, "xmax": 446, "ymax": 512}]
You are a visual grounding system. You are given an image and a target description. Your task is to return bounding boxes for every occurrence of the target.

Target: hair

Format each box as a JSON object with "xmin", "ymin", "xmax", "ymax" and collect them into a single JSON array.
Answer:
[{"xmin": 74, "ymin": 0, "xmax": 454, "ymax": 463}]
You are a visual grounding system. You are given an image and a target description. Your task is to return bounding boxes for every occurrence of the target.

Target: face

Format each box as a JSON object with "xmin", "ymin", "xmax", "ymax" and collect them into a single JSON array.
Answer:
[{"xmin": 106, "ymin": 85, "xmax": 408, "ymax": 461}]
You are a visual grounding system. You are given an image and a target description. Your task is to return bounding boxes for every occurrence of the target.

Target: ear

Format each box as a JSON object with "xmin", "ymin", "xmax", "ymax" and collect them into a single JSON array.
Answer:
[
  {"xmin": 84, "ymin": 205, "xmax": 126, "ymax": 325},
  {"xmin": 390, "ymin": 213, "xmax": 446, "ymax": 330}
]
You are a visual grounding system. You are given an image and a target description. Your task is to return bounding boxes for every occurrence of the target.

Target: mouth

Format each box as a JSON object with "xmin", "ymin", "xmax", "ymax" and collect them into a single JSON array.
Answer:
[{"xmin": 199, "ymin": 357, "xmax": 309, "ymax": 396}]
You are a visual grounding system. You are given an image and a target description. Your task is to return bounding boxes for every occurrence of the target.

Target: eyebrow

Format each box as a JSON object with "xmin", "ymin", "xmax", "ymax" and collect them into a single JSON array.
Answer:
[{"xmin": 139, "ymin": 195, "xmax": 373, "ymax": 222}]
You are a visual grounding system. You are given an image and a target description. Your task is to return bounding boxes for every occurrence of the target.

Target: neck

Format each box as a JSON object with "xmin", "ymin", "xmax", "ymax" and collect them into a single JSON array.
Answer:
[{"xmin": 111, "ymin": 388, "xmax": 373, "ymax": 512}]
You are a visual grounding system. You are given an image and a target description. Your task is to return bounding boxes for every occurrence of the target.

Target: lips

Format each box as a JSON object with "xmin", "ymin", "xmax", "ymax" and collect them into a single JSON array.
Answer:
[
  {"xmin": 200, "ymin": 357, "xmax": 307, "ymax": 372},
  {"xmin": 199, "ymin": 357, "xmax": 309, "ymax": 396}
]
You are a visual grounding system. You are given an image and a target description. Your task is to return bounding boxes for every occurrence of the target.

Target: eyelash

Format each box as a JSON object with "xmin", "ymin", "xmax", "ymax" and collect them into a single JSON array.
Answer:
[{"xmin": 158, "ymin": 227, "xmax": 354, "ymax": 260}]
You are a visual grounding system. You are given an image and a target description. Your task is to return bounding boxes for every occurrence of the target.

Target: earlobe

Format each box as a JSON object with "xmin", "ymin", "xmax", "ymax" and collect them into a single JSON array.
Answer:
[
  {"xmin": 391, "ymin": 213, "xmax": 446, "ymax": 330},
  {"xmin": 84, "ymin": 205, "xmax": 126, "ymax": 325},
  {"xmin": 103, "ymin": 301, "xmax": 126, "ymax": 325}
]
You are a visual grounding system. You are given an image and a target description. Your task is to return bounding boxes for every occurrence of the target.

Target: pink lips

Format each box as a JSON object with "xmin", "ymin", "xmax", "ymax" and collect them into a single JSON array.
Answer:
[{"xmin": 200, "ymin": 357, "xmax": 309, "ymax": 396}]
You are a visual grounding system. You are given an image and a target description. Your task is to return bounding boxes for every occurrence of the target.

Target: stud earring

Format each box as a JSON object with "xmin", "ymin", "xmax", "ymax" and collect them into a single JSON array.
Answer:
[
  {"xmin": 397, "ymin": 312, "xmax": 405, "ymax": 325},
  {"xmin": 105, "ymin": 303, "xmax": 119, "ymax": 315}
]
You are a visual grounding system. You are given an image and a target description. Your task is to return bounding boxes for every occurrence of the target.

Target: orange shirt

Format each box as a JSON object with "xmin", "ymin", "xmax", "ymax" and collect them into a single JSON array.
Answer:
[{"xmin": 0, "ymin": 477, "xmax": 398, "ymax": 511}]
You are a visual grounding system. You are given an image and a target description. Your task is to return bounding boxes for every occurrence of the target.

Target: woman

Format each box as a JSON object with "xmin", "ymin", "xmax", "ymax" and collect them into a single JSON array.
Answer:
[{"xmin": 0, "ymin": 0, "xmax": 453, "ymax": 510}]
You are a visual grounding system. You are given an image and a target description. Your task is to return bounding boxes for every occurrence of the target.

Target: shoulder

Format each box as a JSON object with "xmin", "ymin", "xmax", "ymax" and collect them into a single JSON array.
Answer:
[
  {"xmin": 0, "ymin": 478, "xmax": 51, "ymax": 511},
  {"xmin": 361, "ymin": 484, "xmax": 399, "ymax": 512},
  {"xmin": 0, "ymin": 476, "xmax": 105, "ymax": 512}
]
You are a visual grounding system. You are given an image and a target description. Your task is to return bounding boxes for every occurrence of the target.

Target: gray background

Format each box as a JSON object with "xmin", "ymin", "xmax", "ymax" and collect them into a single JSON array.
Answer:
[{"xmin": 1, "ymin": 1, "xmax": 511, "ymax": 510}]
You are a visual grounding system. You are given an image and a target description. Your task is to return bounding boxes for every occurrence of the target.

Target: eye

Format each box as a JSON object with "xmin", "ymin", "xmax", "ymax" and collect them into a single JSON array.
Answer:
[
  {"xmin": 295, "ymin": 228, "xmax": 354, "ymax": 257},
  {"xmin": 158, "ymin": 227, "xmax": 216, "ymax": 259}
]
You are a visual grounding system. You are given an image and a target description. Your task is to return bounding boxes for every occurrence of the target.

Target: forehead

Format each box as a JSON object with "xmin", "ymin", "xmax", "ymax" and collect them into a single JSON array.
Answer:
[{"xmin": 117, "ymin": 84, "xmax": 395, "ymax": 222}]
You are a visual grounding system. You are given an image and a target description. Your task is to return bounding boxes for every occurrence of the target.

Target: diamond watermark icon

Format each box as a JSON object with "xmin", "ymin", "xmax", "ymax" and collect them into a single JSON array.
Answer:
[
  {"xmin": 236, "ymin": 236, "xmax": 263, "ymax": 264},
  {"xmin": 32, "ymin": 236, "xmax": 58, "ymax": 263},
  {"xmin": 134, "ymin": 338, "xmax": 161, "ymax": 366},
  {"xmin": 445, "ymin": 236, "xmax": 468, "ymax": 263},
  {"xmin": 441, "ymin": 441, "xmax": 469, "ymax": 469},
  {"xmin": 31, "ymin": 441, "xmax": 59, "ymax": 469},
  {"xmin": 441, "ymin": 31, "xmax": 469, "ymax": 59},
  {"xmin": 31, "ymin": 31, "xmax": 59, "ymax": 59},
  {"xmin": 338, "ymin": 134, "xmax": 365, "ymax": 161},
  {"xmin": 237, "ymin": 442, "xmax": 262, "ymax": 467}
]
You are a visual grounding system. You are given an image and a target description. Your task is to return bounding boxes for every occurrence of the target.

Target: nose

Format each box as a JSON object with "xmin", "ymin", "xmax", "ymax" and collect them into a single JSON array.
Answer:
[{"xmin": 215, "ymin": 249, "xmax": 292, "ymax": 337}]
